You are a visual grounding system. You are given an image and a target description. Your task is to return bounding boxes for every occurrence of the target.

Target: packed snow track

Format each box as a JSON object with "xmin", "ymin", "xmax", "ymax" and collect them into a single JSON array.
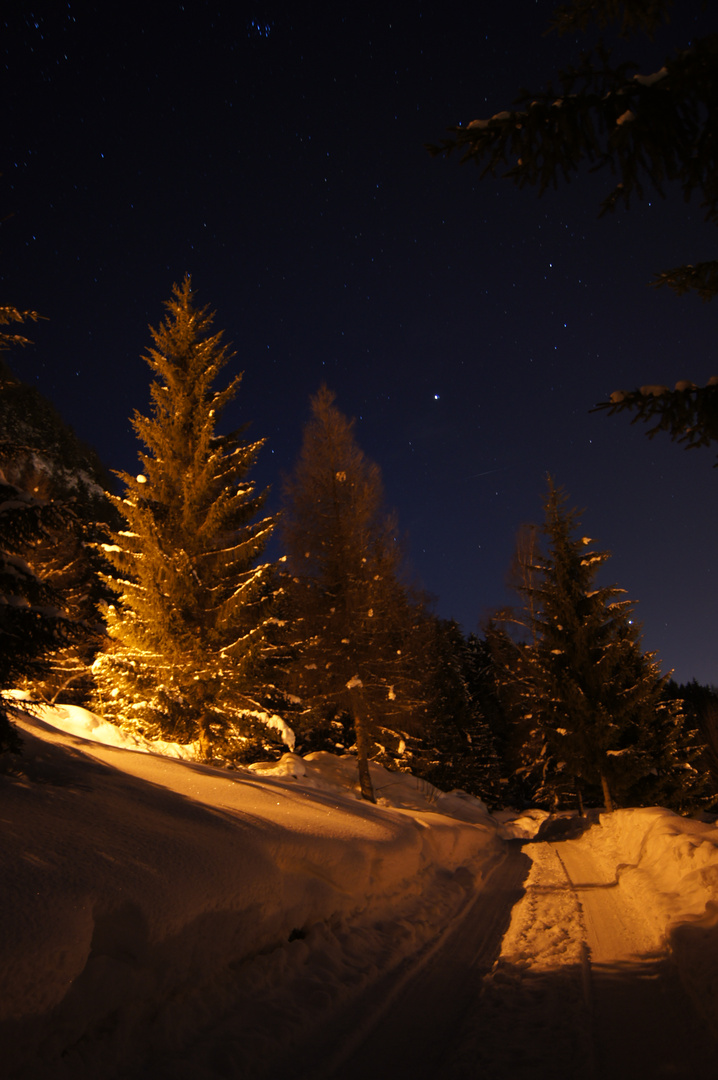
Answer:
[
  {"xmin": 274, "ymin": 829, "xmax": 718, "ymax": 1080},
  {"xmin": 550, "ymin": 836, "xmax": 717, "ymax": 1080},
  {"xmin": 289, "ymin": 841, "xmax": 530, "ymax": 1080},
  {"xmin": 157, "ymin": 831, "xmax": 718, "ymax": 1080}
]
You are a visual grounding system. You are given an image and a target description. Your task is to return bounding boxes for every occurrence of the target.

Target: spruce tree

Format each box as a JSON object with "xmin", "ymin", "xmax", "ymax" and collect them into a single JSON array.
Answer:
[
  {"xmin": 0, "ymin": 304, "xmax": 42, "ymax": 352},
  {"xmin": 0, "ymin": 473, "xmax": 84, "ymax": 752},
  {"xmin": 430, "ymin": 1, "xmax": 718, "ymax": 462},
  {"xmin": 418, "ymin": 618, "xmax": 502, "ymax": 804},
  {"xmin": 663, "ymin": 679, "xmax": 718, "ymax": 800},
  {"xmin": 280, "ymin": 385, "xmax": 428, "ymax": 801},
  {"xmin": 0, "ymin": 361, "xmax": 116, "ymax": 703},
  {"xmin": 0, "ymin": 304, "xmax": 84, "ymax": 750},
  {"xmin": 596, "ymin": 378, "xmax": 718, "ymax": 465},
  {"xmin": 429, "ymin": 0, "xmax": 717, "ymax": 300},
  {"xmin": 503, "ymin": 479, "xmax": 708, "ymax": 810},
  {"xmin": 93, "ymin": 278, "xmax": 275, "ymax": 758},
  {"xmin": 481, "ymin": 619, "xmax": 548, "ymax": 808}
]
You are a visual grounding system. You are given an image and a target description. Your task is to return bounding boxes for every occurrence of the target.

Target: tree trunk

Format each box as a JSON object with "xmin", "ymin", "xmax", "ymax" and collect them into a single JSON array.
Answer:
[
  {"xmin": 198, "ymin": 711, "xmax": 213, "ymax": 762},
  {"xmin": 600, "ymin": 771, "xmax": 614, "ymax": 812},
  {"xmin": 575, "ymin": 780, "xmax": 585, "ymax": 817},
  {"xmin": 348, "ymin": 684, "xmax": 376, "ymax": 803}
]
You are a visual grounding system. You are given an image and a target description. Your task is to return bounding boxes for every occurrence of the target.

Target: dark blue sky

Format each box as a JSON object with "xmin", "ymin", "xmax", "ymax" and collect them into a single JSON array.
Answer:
[{"xmin": 3, "ymin": 1, "xmax": 717, "ymax": 684}]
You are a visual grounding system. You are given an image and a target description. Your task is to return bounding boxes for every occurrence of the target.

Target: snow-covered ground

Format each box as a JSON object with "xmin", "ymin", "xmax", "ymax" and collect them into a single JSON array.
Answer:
[
  {"xmin": 3, "ymin": 702, "xmax": 718, "ymax": 1078},
  {"xmin": 1, "ymin": 703, "xmax": 500, "ymax": 1078}
]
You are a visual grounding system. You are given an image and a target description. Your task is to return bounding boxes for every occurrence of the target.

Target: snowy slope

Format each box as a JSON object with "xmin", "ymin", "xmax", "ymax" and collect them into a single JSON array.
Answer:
[{"xmin": 1, "ymin": 705, "xmax": 501, "ymax": 1078}]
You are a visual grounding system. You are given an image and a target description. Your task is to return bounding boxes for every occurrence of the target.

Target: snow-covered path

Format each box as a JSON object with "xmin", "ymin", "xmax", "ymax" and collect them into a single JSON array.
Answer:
[
  {"xmin": 167, "ymin": 832, "xmax": 718, "ymax": 1080},
  {"xmin": 2, "ymin": 709, "xmax": 503, "ymax": 1079},
  {"xmin": 290, "ymin": 842, "xmax": 530, "ymax": 1080},
  {"xmin": 6, "ymin": 707, "xmax": 718, "ymax": 1079},
  {"xmin": 447, "ymin": 833, "xmax": 718, "ymax": 1079},
  {"xmin": 555, "ymin": 837, "xmax": 717, "ymax": 1079}
]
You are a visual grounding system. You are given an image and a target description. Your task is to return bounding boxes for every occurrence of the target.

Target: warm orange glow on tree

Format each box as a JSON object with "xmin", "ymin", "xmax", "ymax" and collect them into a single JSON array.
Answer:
[{"xmin": 93, "ymin": 278, "xmax": 275, "ymax": 757}]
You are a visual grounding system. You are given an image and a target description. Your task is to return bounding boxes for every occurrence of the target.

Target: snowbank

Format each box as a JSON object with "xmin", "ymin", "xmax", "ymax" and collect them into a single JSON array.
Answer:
[
  {"xmin": 493, "ymin": 807, "xmax": 550, "ymax": 840},
  {"xmin": 250, "ymin": 751, "xmax": 493, "ymax": 824},
  {"xmin": 7, "ymin": 694, "xmax": 199, "ymax": 759},
  {"xmin": 1, "ymin": 705, "xmax": 501, "ymax": 1078},
  {"xmin": 590, "ymin": 807, "xmax": 718, "ymax": 1034},
  {"xmin": 590, "ymin": 808, "xmax": 718, "ymax": 940}
]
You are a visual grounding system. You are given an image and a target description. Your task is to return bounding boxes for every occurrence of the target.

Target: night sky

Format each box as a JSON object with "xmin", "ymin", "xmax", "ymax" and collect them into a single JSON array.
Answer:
[{"xmin": 3, "ymin": 1, "xmax": 717, "ymax": 685}]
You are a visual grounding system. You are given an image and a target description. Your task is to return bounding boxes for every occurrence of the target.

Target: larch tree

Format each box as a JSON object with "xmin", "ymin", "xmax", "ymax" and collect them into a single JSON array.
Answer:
[
  {"xmin": 499, "ymin": 479, "xmax": 708, "ymax": 811},
  {"xmin": 93, "ymin": 277, "xmax": 276, "ymax": 758},
  {"xmin": 280, "ymin": 385, "xmax": 428, "ymax": 802}
]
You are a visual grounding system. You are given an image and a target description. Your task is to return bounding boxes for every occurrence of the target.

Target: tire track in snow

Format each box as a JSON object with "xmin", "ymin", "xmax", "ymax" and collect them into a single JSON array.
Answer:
[
  {"xmin": 450, "ymin": 839, "xmax": 596, "ymax": 1079},
  {"xmin": 294, "ymin": 842, "xmax": 530, "ymax": 1080},
  {"xmin": 143, "ymin": 846, "xmax": 526, "ymax": 1080}
]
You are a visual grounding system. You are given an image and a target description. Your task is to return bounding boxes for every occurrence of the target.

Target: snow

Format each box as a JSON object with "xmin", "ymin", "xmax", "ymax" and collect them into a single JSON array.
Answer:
[
  {"xmin": 3, "ymin": 704, "xmax": 718, "ymax": 1076},
  {"xmin": 262, "ymin": 711, "xmax": 296, "ymax": 750},
  {"xmin": 634, "ymin": 67, "xmax": 668, "ymax": 87},
  {"xmin": 493, "ymin": 807, "xmax": 549, "ymax": 839},
  {"xmin": 467, "ymin": 109, "xmax": 512, "ymax": 130},
  {"xmin": 589, "ymin": 807, "xmax": 718, "ymax": 948},
  {"xmin": 6, "ymin": 695, "xmax": 199, "ymax": 759},
  {"xmin": 455, "ymin": 812, "xmax": 718, "ymax": 1077},
  {"xmin": 640, "ymin": 384, "xmax": 669, "ymax": 397},
  {"xmin": 1, "ymin": 703, "xmax": 499, "ymax": 1077}
]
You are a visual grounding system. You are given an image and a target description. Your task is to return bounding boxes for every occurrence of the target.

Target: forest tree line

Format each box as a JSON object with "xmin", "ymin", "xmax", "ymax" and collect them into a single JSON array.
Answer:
[{"xmin": 0, "ymin": 282, "xmax": 716, "ymax": 813}]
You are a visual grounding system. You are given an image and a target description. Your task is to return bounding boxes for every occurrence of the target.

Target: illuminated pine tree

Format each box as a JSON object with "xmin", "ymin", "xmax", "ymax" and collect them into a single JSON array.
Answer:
[{"xmin": 92, "ymin": 278, "xmax": 275, "ymax": 758}]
